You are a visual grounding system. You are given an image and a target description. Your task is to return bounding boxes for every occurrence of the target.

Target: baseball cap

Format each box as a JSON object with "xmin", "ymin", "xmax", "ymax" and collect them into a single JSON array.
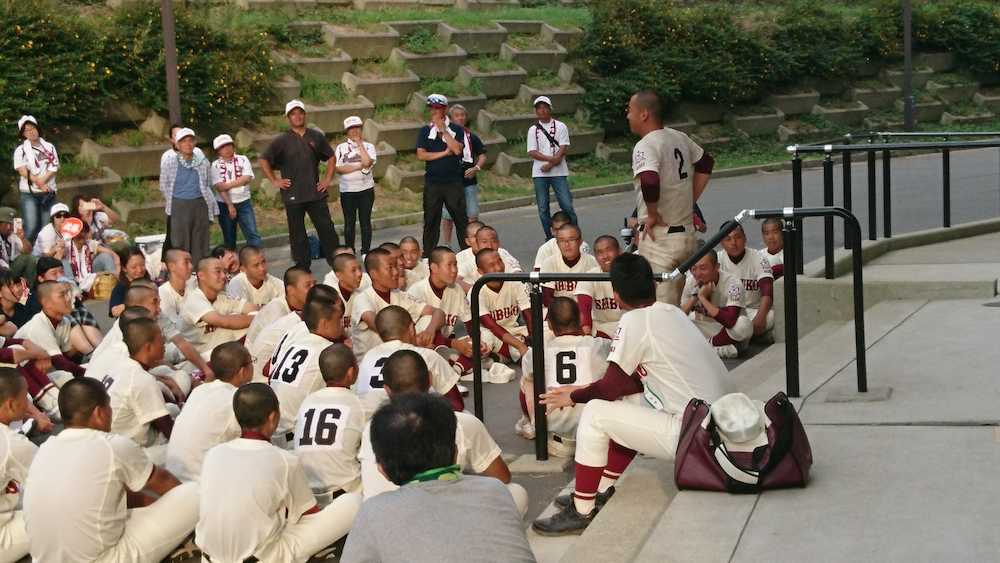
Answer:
[
  {"xmin": 426, "ymin": 94, "xmax": 449, "ymax": 108},
  {"xmin": 213, "ymin": 134, "xmax": 234, "ymax": 150},
  {"xmin": 285, "ymin": 100, "xmax": 306, "ymax": 116},
  {"xmin": 17, "ymin": 115, "xmax": 37, "ymax": 133},
  {"xmin": 343, "ymin": 116, "xmax": 363, "ymax": 130},
  {"xmin": 533, "ymin": 96, "xmax": 553, "ymax": 109},
  {"xmin": 50, "ymin": 203, "xmax": 70, "ymax": 216},
  {"xmin": 710, "ymin": 393, "xmax": 770, "ymax": 451},
  {"xmin": 174, "ymin": 128, "xmax": 195, "ymax": 143},
  {"xmin": 0, "ymin": 208, "xmax": 16, "ymax": 224}
]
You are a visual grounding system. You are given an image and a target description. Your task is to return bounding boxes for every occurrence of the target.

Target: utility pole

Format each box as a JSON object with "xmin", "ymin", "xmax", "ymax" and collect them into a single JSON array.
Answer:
[
  {"xmin": 902, "ymin": 0, "xmax": 915, "ymax": 131},
  {"xmin": 161, "ymin": 0, "xmax": 182, "ymax": 124}
]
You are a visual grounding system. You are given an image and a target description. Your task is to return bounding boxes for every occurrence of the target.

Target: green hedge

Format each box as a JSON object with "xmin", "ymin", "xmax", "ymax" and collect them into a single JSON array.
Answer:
[{"xmin": 579, "ymin": 0, "xmax": 1000, "ymax": 132}]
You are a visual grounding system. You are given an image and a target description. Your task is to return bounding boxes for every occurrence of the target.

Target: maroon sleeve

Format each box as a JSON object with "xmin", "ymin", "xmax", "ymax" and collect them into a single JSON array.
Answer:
[
  {"xmin": 638, "ymin": 170, "xmax": 660, "ymax": 203},
  {"xmin": 541, "ymin": 286, "xmax": 555, "ymax": 307},
  {"xmin": 0, "ymin": 347, "xmax": 15, "ymax": 364},
  {"xmin": 522, "ymin": 309, "xmax": 534, "ymax": 338},
  {"xmin": 51, "ymin": 354, "xmax": 85, "ymax": 378},
  {"xmin": 758, "ymin": 277, "xmax": 773, "ymax": 299},
  {"xmin": 577, "ymin": 295, "xmax": 594, "ymax": 328},
  {"xmin": 151, "ymin": 415, "xmax": 174, "ymax": 439},
  {"xmin": 693, "ymin": 152, "xmax": 715, "ymax": 174},
  {"xmin": 771, "ymin": 264, "xmax": 784, "ymax": 279},
  {"xmin": 479, "ymin": 314, "xmax": 510, "ymax": 341},
  {"xmin": 443, "ymin": 386, "xmax": 465, "ymax": 412},
  {"xmin": 570, "ymin": 362, "xmax": 644, "ymax": 404},
  {"xmin": 713, "ymin": 306, "xmax": 742, "ymax": 328},
  {"xmin": 464, "ymin": 320, "xmax": 473, "ymax": 335}
]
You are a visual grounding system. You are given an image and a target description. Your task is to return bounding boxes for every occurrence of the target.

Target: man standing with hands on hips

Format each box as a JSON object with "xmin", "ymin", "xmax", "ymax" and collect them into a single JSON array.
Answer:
[
  {"xmin": 416, "ymin": 94, "xmax": 468, "ymax": 257},
  {"xmin": 627, "ymin": 90, "xmax": 715, "ymax": 305},
  {"xmin": 260, "ymin": 100, "xmax": 341, "ymax": 270}
]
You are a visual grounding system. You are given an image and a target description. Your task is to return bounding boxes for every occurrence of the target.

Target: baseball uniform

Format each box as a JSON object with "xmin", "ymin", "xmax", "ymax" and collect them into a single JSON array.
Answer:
[
  {"xmin": 476, "ymin": 281, "xmax": 530, "ymax": 354},
  {"xmin": 682, "ymin": 270, "xmax": 753, "ymax": 345},
  {"xmin": 14, "ymin": 311, "xmax": 73, "ymax": 357},
  {"xmin": 574, "ymin": 269, "xmax": 622, "ymax": 337},
  {"xmin": 158, "ymin": 278, "xmax": 196, "ymax": 332},
  {"xmin": 533, "ymin": 237, "xmax": 592, "ymax": 270},
  {"xmin": 179, "ymin": 287, "xmax": 250, "ymax": 357},
  {"xmin": 719, "ymin": 248, "xmax": 775, "ymax": 332},
  {"xmin": 538, "ymin": 252, "xmax": 600, "ymax": 299},
  {"xmin": 350, "ymin": 288, "xmax": 427, "ymax": 357},
  {"xmin": 99, "ymin": 356, "xmax": 172, "ymax": 463},
  {"xmin": 293, "ymin": 386, "xmax": 365, "ymax": 495},
  {"xmin": 196, "ymin": 437, "xmax": 361, "ymax": 562},
  {"xmin": 456, "ymin": 247, "xmax": 522, "ymax": 287},
  {"xmin": 323, "ymin": 271, "xmax": 372, "ymax": 291},
  {"xmin": 520, "ymin": 334, "xmax": 610, "ymax": 434},
  {"xmin": 268, "ymin": 331, "xmax": 338, "ymax": 442},
  {"xmin": 574, "ymin": 302, "xmax": 730, "ymax": 471},
  {"xmin": 355, "ymin": 339, "xmax": 461, "ymax": 420},
  {"xmin": 406, "ymin": 278, "xmax": 471, "ymax": 339},
  {"xmin": 403, "ymin": 260, "xmax": 429, "ymax": 289},
  {"xmin": 24, "ymin": 428, "xmax": 199, "ymax": 563},
  {"xmin": 0, "ymin": 422, "xmax": 35, "ymax": 562},
  {"xmin": 165, "ymin": 379, "xmax": 242, "ymax": 482},
  {"xmin": 631, "ymin": 128, "xmax": 702, "ymax": 305},
  {"xmin": 328, "ymin": 283, "xmax": 357, "ymax": 334},
  {"xmin": 763, "ymin": 247, "xmax": 784, "ymax": 279},
  {"xmin": 227, "ymin": 272, "xmax": 284, "ymax": 307},
  {"xmin": 246, "ymin": 296, "xmax": 291, "ymax": 351},
  {"xmin": 250, "ymin": 312, "xmax": 307, "ymax": 383}
]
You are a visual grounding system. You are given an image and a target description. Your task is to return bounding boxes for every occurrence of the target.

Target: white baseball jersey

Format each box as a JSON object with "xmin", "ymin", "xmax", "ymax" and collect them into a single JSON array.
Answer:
[
  {"xmin": 632, "ymin": 127, "xmax": 703, "ymax": 227},
  {"xmin": 84, "ymin": 337, "xmax": 129, "ymax": 381},
  {"xmin": 246, "ymin": 296, "xmax": 291, "ymax": 350},
  {"xmin": 683, "ymin": 271, "xmax": 746, "ymax": 323},
  {"xmin": 355, "ymin": 339, "xmax": 461, "ymax": 419},
  {"xmin": 24, "ymin": 428, "xmax": 153, "ymax": 562},
  {"xmin": 358, "ymin": 410, "xmax": 501, "ymax": 498},
  {"xmin": 159, "ymin": 278, "xmax": 196, "ymax": 330},
  {"xmin": 227, "ymin": 272, "xmax": 284, "ymax": 307},
  {"xmin": 608, "ymin": 302, "xmax": 730, "ymax": 414},
  {"xmin": 406, "ymin": 278, "xmax": 471, "ymax": 338},
  {"xmin": 293, "ymin": 387, "xmax": 365, "ymax": 494},
  {"xmin": 456, "ymin": 247, "xmax": 522, "ymax": 286},
  {"xmin": 328, "ymin": 283, "xmax": 357, "ymax": 333},
  {"xmin": 717, "ymin": 248, "xmax": 773, "ymax": 309},
  {"xmin": 538, "ymin": 252, "xmax": 600, "ymax": 299},
  {"xmin": 350, "ymin": 288, "xmax": 427, "ymax": 357},
  {"xmin": 0, "ymin": 423, "xmax": 36, "ymax": 521},
  {"xmin": 100, "ymin": 356, "xmax": 170, "ymax": 447},
  {"xmin": 179, "ymin": 286, "xmax": 249, "ymax": 356},
  {"xmin": 574, "ymin": 268, "xmax": 622, "ymax": 336},
  {"xmin": 403, "ymin": 260, "xmax": 429, "ymax": 289},
  {"xmin": 14, "ymin": 312, "xmax": 73, "ymax": 356},
  {"xmin": 763, "ymin": 248, "xmax": 784, "ymax": 278},
  {"xmin": 477, "ymin": 281, "xmax": 530, "ymax": 332},
  {"xmin": 196, "ymin": 438, "xmax": 316, "ymax": 562},
  {"xmin": 521, "ymin": 334, "xmax": 610, "ymax": 390},
  {"xmin": 165, "ymin": 380, "xmax": 241, "ymax": 482},
  {"xmin": 269, "ymin": 332, "xmax": 338, "ymax": 435},
  {"xmin": 533, "ymin": 237, "xmax": 592, "ymax": 270},
  {"xmin": 250, "ymin": 312, "xmax": 306, "ymax": 383}
]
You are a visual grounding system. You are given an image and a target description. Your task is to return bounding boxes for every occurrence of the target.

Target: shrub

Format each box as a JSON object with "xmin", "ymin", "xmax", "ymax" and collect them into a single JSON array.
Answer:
[{"xmin": 914, "ymin": 1, "xmax": 1000, "ymax": 81}]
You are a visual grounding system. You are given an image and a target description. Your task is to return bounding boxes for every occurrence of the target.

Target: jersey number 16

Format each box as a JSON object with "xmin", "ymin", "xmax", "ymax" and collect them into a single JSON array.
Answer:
[{"xmin": 298, "ymin": 407, "xmax": 342, "ymax": 447}]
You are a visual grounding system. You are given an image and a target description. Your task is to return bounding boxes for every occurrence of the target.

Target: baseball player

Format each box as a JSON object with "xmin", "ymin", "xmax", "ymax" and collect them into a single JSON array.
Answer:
[
  {"xmin": 227, "ymin": 245, "xmax": 285, "ymax": 307},
  {"xmin": 533, "ymin": 211, "xmax": 592, "ymax": 269},
  {"xmin": 0, "ymin": 368, "xmax": 34, "ymax": 562},
  {"xmin": 538, "ymin": 224, "xmax": 599, "ymax": 301},
  {"xmin": 268, "ymin": 288, "xmax": 347, "ymax": 449},
  {"xmin": 718, "ymin": 224, "xmax": 775, "ymax": 337},
  {"xmin": 627, "ymin": 90, "xmax": 715, "ymax": 305},
  {"xmin": 250, "ymin": 285, "xmax": 340, "ymax": 384},
  {"xmin": 400, "ymin": 235, "xmax": 429, "ymax": 289},
  {"xmin": 196, "ymin": 383, "xmax": 361, "ymax": 562},
  {"xmin": 517, "ymin": 297, "xmax": 612, "ymax": 450},
  {"xmin": 475, "ymin": 248, "xmax": 535, "ymax": 363},
  {"xmin": 575, "ymin": 235, "xmax": 623, "ymax": 338},
  {"xmin": 455, "ymin": 222, "xmax": 521, "ymax": 293},
  {"xmin": 681, "ymin": 252, "xmax": 753, "ymax": 358},
  {"xmin": 357, "ymin": 350, "xmax": 527, "ymax": 515},
  {"xmin": 379, "ymin": 242, "xmax": 408, "ymax": 289},
  {"xmin": 178, "ymin": 257, "xmax": 258, "ymax": 358},
  {"xmin": 245, "ymin": 266, "xmax": 316, "ymax": 350},
  {"xmin": 322, "ymin": 253, "xmax": 364, "ymax": 335},
  {"xmin": 532, "ymin": 254, "xmax": 730, "ymax": 535},
  {"xmin": 24, "ymin": 377, "xmax": 199, "ymax": 562},
  {"xmin": 323, "ymin": 246, "xmax": 372, "ymax": 289},
  {"xmin": 293, "ymin": 343, "xmax": 365, "ymax": 501},
  {"xmin": 165, "ymin": 342, "xmax": 253, "ymax": 482},
  {"xmin": 350, "ymin": 248, "xmax": 444, "ymax": 356},
  {"xmin": 158, "ymin": 249, "xmax": 196, "ymax": 335},
  {"xmin": 761, "ymin": 218, "xmax": 785, "ymax": 279},
  {"xmin": 355, "ymin": 306, "xmax": 463, "ymax": 418}
]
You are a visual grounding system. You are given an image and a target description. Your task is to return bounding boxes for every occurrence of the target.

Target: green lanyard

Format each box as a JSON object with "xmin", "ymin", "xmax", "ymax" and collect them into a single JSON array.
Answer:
[{"xmin": 409, "ymin": 464, "xmax": 461, "ymax": 484}]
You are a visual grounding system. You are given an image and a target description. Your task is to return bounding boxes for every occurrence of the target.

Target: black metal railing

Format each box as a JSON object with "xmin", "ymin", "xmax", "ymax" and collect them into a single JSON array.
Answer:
[{"xmin": 788, "ymin": 135, "xmax": 1000, "ymax": 279}]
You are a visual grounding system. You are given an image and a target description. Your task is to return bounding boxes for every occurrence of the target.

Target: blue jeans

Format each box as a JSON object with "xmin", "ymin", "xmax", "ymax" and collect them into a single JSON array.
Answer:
[
  {"xmin": 443, "ymin": 184, "xmax": 481, "ymax": 220},
  {"xmin": 533, "ymin": 176, "xmax": 577, "ymax": 239},
  {"xmin": 20, "ymin": 192, "xmax": 55, "ymax": 243},
  {"xmin": 217, "ymin": 200, "xmax": 262, "ymax": 249}
]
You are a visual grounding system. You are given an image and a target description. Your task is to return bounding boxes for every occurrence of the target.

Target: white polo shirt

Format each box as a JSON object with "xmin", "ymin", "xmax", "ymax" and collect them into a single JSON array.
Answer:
[
  {"xmin": 31, "ymin": 223, "xmax": 66, "ymax": 257},
  {"xmin": 159, "ymin": 278, "xmax": 196, "ymax": 331},
  {"xmin": 527, "ymin": 119, "xmax": 570, "ymax": 178},
  {"xmin": 334, "ymin": 140, "xmax": 377, "ymax": 193},
  {"xmin": 179, "ymin": 286, "xmax": 249, "ymax": 356},
  {"xmin": 0, "ymin": 423, "xmax": 36, "ymax": 522},
  {"xmin": 293, "ymin": 386, "xmax": 365, "ymax": 494},
  {"xmin": 165, "ymin": 380, "xmax": 242, "ymax": 482},
  {"xmin": 210, "ymin": 154, "xmax": 254, "ymax": 204},
  {"xmin": 227, "ymin": 272, "xmax": 284, "ymax": 307},
  {"xmin": 406, "ymin": 278, "xmax": 470, "ymax": 338},
  {"xmin": 101, "ymin": 357, "xmax": 170, "ymax": 447},
  {"xmin": 14, "ymin": 312, "xmax": 72, "ymax": 356}
]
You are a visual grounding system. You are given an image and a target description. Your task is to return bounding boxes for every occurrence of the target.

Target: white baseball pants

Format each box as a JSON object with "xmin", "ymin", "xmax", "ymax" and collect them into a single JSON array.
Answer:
[
  {"xmin": 0, "ymin": 512, "xmax": 28, "ymax": 563},
  {"xmin": 254, "ymin": 492, "xmax": 362, "ymax": 562},
  {"xmin": 95, "ymin": 481, "xmax": 199, "ymax": 563},
  {"xmin": 638, "ymin": 229, "xmax": 696, "ymax": 306},
  {"xmin": 575, "ymin": 399, "xmax": 681, "ymax": 469}
]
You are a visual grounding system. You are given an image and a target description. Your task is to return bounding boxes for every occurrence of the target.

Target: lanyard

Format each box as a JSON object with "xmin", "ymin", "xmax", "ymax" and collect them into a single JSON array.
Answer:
[
  {"xmin": 219, "ymin": 157, "xmax": 243, "ymax": 182},
  {"xmin": 69, "ymin": 242, "xmax": 93, "ymax": 279},
  {"xmin": 534, "ymin": 121, "xmax": 558, "ymax": 151},
  {"xmin": 408, "ymin": 464, "xmax": 461, "ymax": 484}
]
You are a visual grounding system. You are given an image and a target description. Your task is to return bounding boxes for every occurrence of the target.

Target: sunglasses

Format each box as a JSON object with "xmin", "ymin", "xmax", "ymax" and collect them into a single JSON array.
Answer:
[{"xmin": 52, "ymin": 213, "xmax": 69, "ymax": 219}]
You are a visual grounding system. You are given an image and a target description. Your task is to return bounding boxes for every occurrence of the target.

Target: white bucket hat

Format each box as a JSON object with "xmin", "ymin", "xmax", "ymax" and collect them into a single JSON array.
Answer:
[
  {"xmin": 343, "ymin": 116, "xmax": 363, "ymax": 130},
  {"xmin": 710, "ymin": 393, "xmax": 770, "ymax": 452},
  {"xmin": 212, "ymin": 134, "xmax": 234, "ymax": 150},
  {"xmin": 285, "ymin": 99, "xmax": 306, "ymax": 116},
  {"xmin": 17, "ymin": 115, "xmax": 37, "ymax": 133},
  {"xmin": 533, "ymin": 95, "xmax": 553, "ymax": 109},
  {"xmin": 174, "ymin": 128, "xmax": 195, "ymax": 143}
]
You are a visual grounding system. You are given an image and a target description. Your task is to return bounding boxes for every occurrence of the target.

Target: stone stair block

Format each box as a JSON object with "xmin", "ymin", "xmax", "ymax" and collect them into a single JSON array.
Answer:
[
  {"xmin": 517, "ymin": 84, "xmax": 584, "ymax": 115},
  {"xmin": 493, "ymin": 152, "xmax": 532, "ymax": 177},
  {"xmin": 499, "ymin": 42, "xmax": 566, "ymax": 73},
  {"xmin": 812, "ymin": 100, "xmax": 870, "ymax": 127},
  {"xmin": 235, "ymin": 129, "xmax": 280, "ymax": 155},
  {"xmin": 58, "ymin": 167, "xmax": 120, "ymax": 205},
  {"xmin": 388, "ymin": 44, "xmax": 468, "ymax": 79},
  {"xmin": 495, "ymin": 20, "xmax": 544, "ymax": 34},
  {"xmin": 456, "ymin": 0, "xmax": 519, "ymax": 10},
  {"xmin": 383, "ymin": 164, "xmax": 425, "ymax": 191},
  {"xmin": 303, "ymin": 97, "xmax": 377, "ymax": 134},
  {"xmin": 850, "ymin": 84, "xmax": 901, "ymax": 110},
  {"xmin": 765, "ymin": 89, "xmax": 820, "ymax": 116},
  {"xmin": 540, "ymin": 23, "xmax": 583, "ymax": 50},
  {"xmin": 323, "ymin": 24, "xmax": 399, "ymax": 60},
  {"xmin": 457, "ymin": 65, "xmax": 528, "ymax": 98},
  {"xmin": 270, "ymin": 76, "xmax": 302, "ymax": 113},
  {"xmin": 883, "ymin": 67, "xmax": 933, "ymax": 90},
  {"xmin": 565, "ymin": 128, "xmax": 604, "ymax": 156},
  {"xmin": 727, "ymin": 108, "xmax": 786, "ymax": 136},
  {"xmin": 974, "ymin": 91, "xmax": 1000, "ymax": 113},
  {"xmin": 363, "ymin": 118, "xmax": 425, "ymax": 153},
  {"xmin": 941, "ymin": 111, "xmax": 995, "ymax": 126},
  {"xmin": 678, "ymin": 101, "xmax": 725, "ymax": 124},
  {"xmin": 103, "ymin": 102, "xmax": 147, "ymax": 125},
  {"xmin": 895, "ymin": 98, "xmax": 944, "ymax": 123},
  {"xmin": 926, "ymin": 80, "xmax": 979, "ymax": 104},
  {"xmin": 479, "ymin": 132, "xmax": 507, "ymax": 165},
  {"xmin": 408, "ymin": 92, "xmax": 488, "ymax": 121},
  {"xmin": 114, "ymin": 200, "xmax": 166, "ymax": 225},
  {"xmin": 595, "ymin": 142, "xmax": 630, "ymax": 164},
  {"xmin": 557, "ymin": 63, "xmax": 575, "ymax": 84},
  {"xmin": 914, "ymin": 51, "xmax": 955, "ymax": 73},
  {"xmin": 384, "ymin": 20, "xmax": 442, "ymax": 36},
  {"xmin": 476, "ymin": 109, "xmax": 536, "ymax": 138},
  {"xmin": 665, "ymin": 115, "xmax": 698, "ymax": 134},
  {"xmin": 274, "ymin": 50, "xmax": 352, "ymax": 80},
  {"xmin": 373, "ymin": 142, "xmax": 397, "ymax": 179},
  {"xmin": 353, "ymin": 0, "xmax": 421, "ymax": 8},
  {"xmin": 79, "ymin": 139, "xmax": 171, "ymax": 179},
  {"xmin": 342, "ymin": 70, "xmax": 420, "ymax": 105},
  {"xmin": 437, "ymin": 22, "xmax": 508, "ymax": 55}
]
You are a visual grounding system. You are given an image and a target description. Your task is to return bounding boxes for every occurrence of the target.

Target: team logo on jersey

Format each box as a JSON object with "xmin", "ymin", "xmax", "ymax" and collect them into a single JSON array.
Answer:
[
  {"xmin": 594, "ymin": 296, "xmax": 618, "ymax": 310},
  {"xmin": 633, "ymin": 150, "xmax": 646, "ymax": 170},
  {"xmin": 743, "ymin": 279, "xmax": 759, "ymax": 292},
  {"xmin": 728, "ymin": 283, "xmax": 742, "ymax": 301},
  {"xmin": 554, "ymin": 281, "xmax": 577, "ymax": 292},
  {"xmin": 490, "ymin": 305, "xmax": 520, "ymax": 321}
]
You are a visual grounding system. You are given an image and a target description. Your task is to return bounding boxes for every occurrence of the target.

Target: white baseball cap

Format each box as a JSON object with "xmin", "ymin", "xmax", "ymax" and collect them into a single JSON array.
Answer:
[
  {"xmin": 533, "ymin": 96, "xmax": 553, "ymax": 109},
  {"xmin": 174, "ymin": 127, "xmax": 195, "ymax": 143},
  {"xmin": 17, "ymin": 115, "xmax": 37, "ymax": 132},
  {"xmin": 710, "ymin": 393, "xmax": 770, "ymax": 451},
  {"xmin": 213, "ymin": 134, "xmax": 234, "ymax": 150},
  {"xmin": 343, "ymin": 116, "xmax": 363, "ymax": 130},
  {"xmin": 285, "ymin": 99, "xmax": 306, "ymax": 116},
  {"xmin": 50, "ymin": 203, "xmax": 70, "ymax": 216}
]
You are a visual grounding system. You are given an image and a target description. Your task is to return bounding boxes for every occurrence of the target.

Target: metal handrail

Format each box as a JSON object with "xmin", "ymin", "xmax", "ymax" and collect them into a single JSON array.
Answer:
[{"xmin": 789, "ymin": 139, "xmax": 1000, "ymax": 153}]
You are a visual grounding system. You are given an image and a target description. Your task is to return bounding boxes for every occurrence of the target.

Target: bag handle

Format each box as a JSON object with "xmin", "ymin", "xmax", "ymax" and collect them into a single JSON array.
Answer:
[{"xmin": 533, "ymin": 121, "xmax": 560, "ymax": 149}]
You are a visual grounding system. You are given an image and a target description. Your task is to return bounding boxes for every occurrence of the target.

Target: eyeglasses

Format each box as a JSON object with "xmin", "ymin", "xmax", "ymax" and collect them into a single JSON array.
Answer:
[{"xmin": 52, "ymin": 213, "xmax": 69, "ymax": 219}]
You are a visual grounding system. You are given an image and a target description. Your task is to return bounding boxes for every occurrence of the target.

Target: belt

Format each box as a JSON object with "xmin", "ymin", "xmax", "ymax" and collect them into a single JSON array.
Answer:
[
  {"xmin": 204, "ymin": 556, "xmax": 258, "ymax": 563},
  {"xmin": 667, "ymin": 225, "xmax": 685, "ymax": 234}
]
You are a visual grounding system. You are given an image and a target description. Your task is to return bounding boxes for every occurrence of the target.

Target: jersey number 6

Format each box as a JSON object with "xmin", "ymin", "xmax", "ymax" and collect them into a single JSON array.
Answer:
[{"xmin": 555, "ymin": 351, "xmax": 577, "ymax": 385}]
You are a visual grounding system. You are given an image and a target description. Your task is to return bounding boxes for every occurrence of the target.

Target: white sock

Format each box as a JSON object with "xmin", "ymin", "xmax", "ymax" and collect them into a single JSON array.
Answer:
[
  {"xmin": 597, "ymin": 475, "xmax": 617, "ymax": 494},
  {"xmin": 572, "ymin": 494, "xmax": 595, "ymax": 515}
]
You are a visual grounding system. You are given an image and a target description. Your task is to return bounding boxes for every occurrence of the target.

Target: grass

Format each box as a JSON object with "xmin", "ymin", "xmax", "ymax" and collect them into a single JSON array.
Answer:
[
  {"xmin": 468, "ymin": 56, "xmax": 521, "ymax": 72},
  {"xmin": 299, "ymin": 77, "xmax": 351, "ymax": 104},
  {"xmin": 929, "ymin": 72, "xmax": 977, "ymax": 87},
  {"xmin": 506, "ymin": 33, "xmax": 557, "ymax": 51},
  {"xmin": 400, "ymin": 29, "xmax": 446, "ymax": 55},
  {"xmin": 818, "ymin": 95, "xmax": 863, "ymax": 110},
  {"xmin": 372, "ymin": 106, "xmax": 422, "ymax": 123},
  {"xmin": 486, "ymin": 98, "xmax": 533, "ymax": 116},
  {"xmin": 731, "ymin": 104, "xmax": 780, "ymax": 117},
  {"xmin": 313, "ymin": 6, "xmax": 590, "ymax": 30},
  {"xmin": 854, "ymin": 79, "xmax": 896, "ymax": 91},
  {"xmin": 419, "ymin": 78, "xmax": 482, "ymax": 97},
  {"xmin": 525, "ymin": 71, "xmax": 562, "ymax": 89},
  {"xmin": 94, "ymin": 129, "xmax": 165, "ymax": 148},
  {"xmin": 59, "ymin": 155, "xmax": 103, "ymax": 182},
  {"xmin": 286, "ymin": 29, "xmax": 329, "ymax": 58},
  {"xmin": 394, "ymin": 154, "xmax": 424, "ymax": 172},
  {"xmin": 354, "ymin": 59, "xmax": 409, "ymax": 79},
  {"xmin": 945, "ymin": 101, "xmax": 987, "ymax": 116},
  {"xmin": 113, "ymin": 177, "xmax": 158, "ymax": 206}
]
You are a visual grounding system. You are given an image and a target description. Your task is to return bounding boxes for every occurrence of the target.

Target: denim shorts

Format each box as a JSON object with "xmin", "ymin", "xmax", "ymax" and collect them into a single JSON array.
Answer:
[{"xmin": 443, "ymin": 184, "xmax": 480, "ymax": 220}]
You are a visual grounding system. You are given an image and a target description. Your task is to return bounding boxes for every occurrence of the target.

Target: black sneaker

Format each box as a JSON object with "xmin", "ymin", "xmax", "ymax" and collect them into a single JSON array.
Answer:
[
  {"xmin": 554, "ymin": 486, "xmax": 616, "ymax": 511},
  {"xmin": 532, "ymin": 503, "xmax": 596, "ymax": 536}
]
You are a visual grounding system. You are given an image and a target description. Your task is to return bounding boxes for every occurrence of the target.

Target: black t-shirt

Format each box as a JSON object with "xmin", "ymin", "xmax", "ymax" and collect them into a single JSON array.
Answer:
[
  {"xmin": 460, "ymin": 130, "xmax": 486, "ymax": 187},
  {"xmin": 416, "ymin": 123, "xmax": 466, "ymax": 186},
  {"xmin": 108, "ymin": 281, "xmax": 128, "ymax": 316},
  {"xmin": 260, "ymin": 128, "xmax": 335, "ymax": 205},
  {"xmin": 9, "ymin": 301, "xmax": 34, "ymax": 328}
]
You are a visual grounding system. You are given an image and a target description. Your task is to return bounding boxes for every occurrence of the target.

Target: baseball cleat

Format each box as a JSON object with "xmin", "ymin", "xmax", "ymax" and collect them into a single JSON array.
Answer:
[
  {"xmin": 554, "ymin": 486, "xmax": 616, "ymax": 510},
  {"xmin": 514, "ymin": 415, "xmax": 536, "ymax": 440},
  {"xmin": 715, "ymin": 344, "xmax": 739, "ymax": 359},
  {"xmin": 532, "ymin": 503, "xmax": 596, "ymax": 536}
]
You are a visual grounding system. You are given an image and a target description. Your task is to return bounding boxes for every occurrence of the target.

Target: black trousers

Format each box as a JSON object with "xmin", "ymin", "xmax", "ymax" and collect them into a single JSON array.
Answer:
[
  {"xmin": 340, "ymin": 188, "xmax": 375, "ymax": 254},
  {"xmin": 285, "ymin": 198, "xmax": 340, "ymax": 270},
  {"xmin": 422, "ymin": 181, "xmax": 468, "ymax": 257}
]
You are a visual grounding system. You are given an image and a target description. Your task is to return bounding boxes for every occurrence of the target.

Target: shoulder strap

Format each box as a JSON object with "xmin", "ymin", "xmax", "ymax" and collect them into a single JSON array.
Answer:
[{"xmin": 533, "ymin": 122, "xmax": 559, "ymax": 149}]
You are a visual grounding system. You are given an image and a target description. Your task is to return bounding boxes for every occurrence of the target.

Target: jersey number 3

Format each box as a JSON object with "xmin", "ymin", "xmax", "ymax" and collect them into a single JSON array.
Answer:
[
  {"xmin": 673, "ymin": 148, "xmax": 689, "ymax": 180},
  {"xmin": 555, "ymin": 351, "xmax": 577, "ymax": 385},
  {"xmin": 299, "ymin": 407, "xmax": 341, "ymax": 447}
]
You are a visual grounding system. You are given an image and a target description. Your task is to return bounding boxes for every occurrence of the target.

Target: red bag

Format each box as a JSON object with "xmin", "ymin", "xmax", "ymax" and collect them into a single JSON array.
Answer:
[{"xmin": 674, "ymin": 392, "xmax": 813, "ymax": 493}]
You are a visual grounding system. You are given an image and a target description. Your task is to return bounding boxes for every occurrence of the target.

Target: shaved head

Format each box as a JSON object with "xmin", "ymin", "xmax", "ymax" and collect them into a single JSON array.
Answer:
[
  {"xmin": 632, "ymin": 89, "xmax": 663, "ymax": 122},
  {"xmin": 333, "ymin": 253, "xmax": 358, "ymax": 274},
  {"xmin": 475, "ymin": 248, "xmax": 498, "ymax": 270},
  {"xmin": 233, "ymin": 383, "xmax": 279, "ymax": 429},
  {"xmin": 319, "ymin": 344, "xmax": 356, "ymax": 384},
  {"xmin": 464, "ymin": 221, "xmax": 484, "ymax": 239},
  {"xmin": 0, "ymin": 367, "xmax": 25, "ymax": 403},
  {"xmin": 375, "ymin": 305, "xmax": 414, "ymax": 341},
  {"xmin": 364, "ymin": 248, "xmax": 391, "ymax": 273},
  {"xmin": 165, "ymin": 249, "xmax": 190, "ymax": 265},
  {"xmin": 123, "ymin": 285, "xmax": 156, "ymax": 307},
  {"xmin": 197, "ymin": 256, "xmax": 219, "ymax": 274},
  {"xmin": 123, "ymin": 317, "xmax": 160, "ymax": 356},
  {"xmin": 383, "ymin": 349, "xmax": 430, "ymax": 394},
  {"xmin": 210, "ymin": 342, "xmax": 252, "ymax": 382},
  {"xmin": 238, "ymin": 245, "xmax": 264, "ymax": 266},
  {"xmin": 429, "ymin": 246, "xmax": 455, "ymax": 265},
  {"xmin": 59, "ymin": 377, "xmax": 109, "ymax": 426},
  {"xmin": 548, "ymin": 296, "xmax": 581, "ymax": 334}
]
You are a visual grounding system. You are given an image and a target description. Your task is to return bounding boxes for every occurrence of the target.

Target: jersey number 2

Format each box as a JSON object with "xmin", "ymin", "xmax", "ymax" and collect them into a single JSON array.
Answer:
[
  {"xmin": 555, "ymin": 351, "xmax": 577, "ymax": 385},
  {"xmin": 299, "ymin": 407, "xmax": 341, "ymax": 447},
  {"xmin": 673, "ymin": 148, "xmax": 689, "ymax": 180}
]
